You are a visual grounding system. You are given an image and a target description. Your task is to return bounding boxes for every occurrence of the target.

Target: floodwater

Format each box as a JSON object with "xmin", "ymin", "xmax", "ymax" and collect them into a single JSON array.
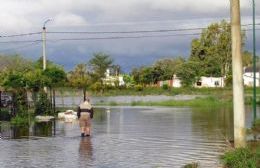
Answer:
[
  {"xmin": 0, "ymin": 106, "xmax": 258, "ymax": 168},
  {"xmin": 55, "ymin": 95, "xmax": 204, "ymax": 107}
]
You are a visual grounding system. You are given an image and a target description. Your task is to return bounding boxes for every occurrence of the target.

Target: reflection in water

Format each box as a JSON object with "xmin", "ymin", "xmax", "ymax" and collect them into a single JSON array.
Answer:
[
  {"xmin": 0, "ymin": 121, "xmax": 55, "ymax": 139},
  {"xmin": 79, "ymin": 137, "xmax": 93, "ymax": 163},
  {"xmin": 0, "ymin": 106, "xmax": 258, "ymax": 168}
]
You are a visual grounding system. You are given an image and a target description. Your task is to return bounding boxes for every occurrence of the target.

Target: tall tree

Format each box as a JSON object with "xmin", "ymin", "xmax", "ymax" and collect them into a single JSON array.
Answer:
[
  {"xmin": 68, "ymin": 64, "xmax": 90, "ymax": 101},
  {"xmin": 190, "ymin": 20, "xmax": 245, "ymax": 77},
  {"xmin": 88, "ymin": 52, "xmax": 113, "ymax": 85},
  {"xmin": 153, "ymin": 57, "xmax": 185, "ymax": 81},
  {"xmin": 175, "ymin": 61, "xmax": 201, "ymax": 87}
]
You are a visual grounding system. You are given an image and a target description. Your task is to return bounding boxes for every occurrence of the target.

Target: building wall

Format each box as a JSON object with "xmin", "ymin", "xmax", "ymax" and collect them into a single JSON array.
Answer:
[
  {"xmin": 243, "ymin": 72, "xmax": 260, "ymax": 87},
  {"xmin": 195, "ymin": 76, "xmax": 225, "ymax": 88}
]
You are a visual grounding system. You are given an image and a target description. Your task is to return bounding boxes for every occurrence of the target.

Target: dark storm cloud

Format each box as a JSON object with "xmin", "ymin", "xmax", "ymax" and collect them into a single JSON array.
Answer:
[{"xmin": 0, "ymin": 0, "xmax": 259, "ymax": 72}]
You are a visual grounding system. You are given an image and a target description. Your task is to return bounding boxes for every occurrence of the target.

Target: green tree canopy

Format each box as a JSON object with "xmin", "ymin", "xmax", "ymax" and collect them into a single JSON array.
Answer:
[
  {"xmin": 68, "ymin": 63, "xmax": 90, "ymax": 100},
  {"xmin": 190, "ymin": 20, "xmax": 245, "ymax": 77},
  {"xmin": 88, "ymin": 52, "xmax": 113, "ymax": 83},
  {"xmin": 175, "ymin": 61, "xmax": 201, "ymax": 87}
]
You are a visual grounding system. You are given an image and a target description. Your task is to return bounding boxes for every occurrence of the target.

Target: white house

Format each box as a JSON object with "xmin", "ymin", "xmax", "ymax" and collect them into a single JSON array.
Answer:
[
  {"xmin": 172, "ymin": 75, "xmax": 182, "ymax": 88},
  {"xmin": 195, "ymin": 76, "xmax": 225, "ymax": 88},
  {"xmin": 243, "ymin": 67, "xmax": 260, "ymax": 87},
  {"xmin": 103, "ymin": 69, "xmax": 125, "ymax": 86}
]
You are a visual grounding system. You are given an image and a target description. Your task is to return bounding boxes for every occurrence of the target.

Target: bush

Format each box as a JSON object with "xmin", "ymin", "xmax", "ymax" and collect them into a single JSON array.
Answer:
[
  {"xmin": 11, "ymin": 115, "xmax": 29, "ymax": 126},
  {"xmin": 135, "ymin": 84, "xmax": 143, "ymax": 91},
  {"xmin": 35, "ymin": 91, "xmax": 52, "ymax": 116},
  {"xmin": 90, "ymin": 82, "xmax": 103, "ymax": 92},
  {"xmin": 162, "ymin": 84, "xmax": 169, "ymax": 90},
  {"xmin": 221, "ymin": 148, "xmax": 257, "ymax": 168},
  {"xmin": 0, "ymin": 109, "xmax": 11, "ymax": 121}
]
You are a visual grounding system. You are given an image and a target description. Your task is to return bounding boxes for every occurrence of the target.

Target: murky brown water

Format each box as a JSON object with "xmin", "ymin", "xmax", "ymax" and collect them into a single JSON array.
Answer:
[{"xmin": 0, "ymin": 106, "xmax": 258, "ymax": 168}]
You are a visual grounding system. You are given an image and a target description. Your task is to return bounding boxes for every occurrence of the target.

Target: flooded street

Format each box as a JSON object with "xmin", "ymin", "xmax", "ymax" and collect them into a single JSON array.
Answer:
[{"xmin": 0, "ymin": 106, "xmax": 257, "ymax": 168}]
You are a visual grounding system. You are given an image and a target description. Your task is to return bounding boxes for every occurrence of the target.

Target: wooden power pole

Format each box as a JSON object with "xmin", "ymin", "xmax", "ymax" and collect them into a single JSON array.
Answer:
[{"xmin": 230, "ymin": 0, "xmax": 246, "ymax": 147}]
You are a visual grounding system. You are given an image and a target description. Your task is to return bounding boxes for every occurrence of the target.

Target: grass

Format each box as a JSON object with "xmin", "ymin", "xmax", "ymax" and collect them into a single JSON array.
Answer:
[
  {"xmin": 94, "ymin": 96, "xmax": 231, "ymax": 107},
  {"xmin": 221, "ymin": 147, "xmax": 259, "ymax": 168},
  {"xmin": 131, "ymin": 97, "xmax": 231, "ymax": 107}
]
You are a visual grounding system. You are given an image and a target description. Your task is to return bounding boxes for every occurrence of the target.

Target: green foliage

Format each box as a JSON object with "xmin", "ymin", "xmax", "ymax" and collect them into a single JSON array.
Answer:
[
  {"xmin": 0, "ymin": 109, "xmax": 11, "ymax": 121},
  {"xmin": 189, "ymin": 20, "xmax": 249, "ymax": 79},
  {"xmin": 123, "ymin": 74, "xmax": 134, "ymax": 87},
  {"xmin": 190, "ymin": 20, "xmax": 235, "ymax": 77},
  {"xmin": 2, "ymin": 71, "xmax": 27, "ymax": 89},
  {"xmin": 88, "ymin": 52, "xmax": 113, "ymax": 83},
  {"xmin": 131, "ymin": 58, "xmax": 184, "ymax": 85},
  {"xmin": 153, "ymin": 57, "xmax": 185, "ymax": 81},
  {"xmin": 43, "ymin": 66, "xmax": 67, "ymax": 88},
  {"xmin": 35, "ymin": 91, "xmax": 52, "ymax": 116},
  {"xmin": 130, "ymin": 97, "xmax": 229, "ymax": 107},
  {"xmin": 243, "ymin": 51, "xmax": 253, "ymax": 67},
  {"xmin": 162, "ymin": 84, "xmax": 169, "ymax": 90},
  {"xmin": 135, "ymin": 84, "xmax": 143, "ymax": 91},
  {"xmin": 11, "ymin": 115, "xmax": 29, "ymax": 126},
  {"xmin": 90, "ymin": 82, "xmax": 103, "ymax": 93},
  {"xmin": 252, "ymin": 118, "xmax": 260, "ymax": 133},
  {"xmin": 25, "ymin": 69, "xmax": 48, "ymax": 91},
  {"xmin": 176, "ymin": 61, "xmax": 201, "ymax": 87},
  {"xmin": 68, "ymin": 64, "xmax": 89, "ymax": 88},
  {"xmin": 68, "ymin": 64, "xmax": 90, "ymax": 99},
  {"xmin": 221, "ymin": 148, "xmax": 258, "ymax": 168}
]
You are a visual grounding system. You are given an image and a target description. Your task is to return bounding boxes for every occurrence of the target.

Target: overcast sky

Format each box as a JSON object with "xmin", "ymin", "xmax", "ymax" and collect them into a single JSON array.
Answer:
[{"xmin": 0, "ymin": 0, "xmax": 259, "ymax": 72}]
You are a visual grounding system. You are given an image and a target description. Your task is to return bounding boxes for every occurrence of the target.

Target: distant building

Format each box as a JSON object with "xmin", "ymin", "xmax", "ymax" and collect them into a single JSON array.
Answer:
[
  {"xmin": 157, "ymin": 75, "xmax": 181, "ymax": 88},
  {"xmin": 157, "ymin": 75, "xmax": 225, "ymax": 88},
  {"xmin": 103, "ymin": 69, "xmax": 125, "ymax": 86},
  {"xmin": 195, "ymin": 76, "xmax": 225, "ymax": 88},
  {"xmin": 243, "ymin": 67, "xmax": 260, "ymax": 87}
]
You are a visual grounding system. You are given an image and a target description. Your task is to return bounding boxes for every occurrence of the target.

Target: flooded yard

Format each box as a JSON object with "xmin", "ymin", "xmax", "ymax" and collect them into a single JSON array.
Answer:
[{"xmin": 0, "ymin": 106, "xmax": 257, "ymax": 168}]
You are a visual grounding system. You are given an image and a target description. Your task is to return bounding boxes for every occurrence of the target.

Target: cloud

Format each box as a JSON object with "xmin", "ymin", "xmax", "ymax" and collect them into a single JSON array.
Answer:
[
  {"xmin": 0, "ymin": 0, "xmax": 259, "ymax": 72},
  {"xmin": 53, "ymin": 13, "xmax": 88, "ymax": 26}
]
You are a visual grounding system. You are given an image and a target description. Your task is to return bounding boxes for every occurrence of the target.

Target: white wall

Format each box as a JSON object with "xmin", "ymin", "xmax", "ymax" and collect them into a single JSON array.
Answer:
[
  {"xmin": 196, "ymin": 76, "xmax": 225, "ymax": 88},
  {"xmin": 243, "ymin": 72, "xmax": 260, "ymax": 87}
]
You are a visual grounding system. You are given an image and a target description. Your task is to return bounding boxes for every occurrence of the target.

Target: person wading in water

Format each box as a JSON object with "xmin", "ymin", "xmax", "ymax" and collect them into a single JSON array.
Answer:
[{"xmin": 77, "ymin": 98, "xmax": 94, "ymax": 137}]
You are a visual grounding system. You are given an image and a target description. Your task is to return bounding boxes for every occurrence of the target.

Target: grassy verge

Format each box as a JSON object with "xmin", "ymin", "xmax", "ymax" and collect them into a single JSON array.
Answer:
[
  {"xmin": 95, "ymin": 97, "xmax": 231, "ymax": 107},
  {"xmin": 221, "ymin": 146, "xmax": 260, "ymax": 168},
  {"xmin": 221, "ymin": 118, "xmax": 260, "ymax": 168}
]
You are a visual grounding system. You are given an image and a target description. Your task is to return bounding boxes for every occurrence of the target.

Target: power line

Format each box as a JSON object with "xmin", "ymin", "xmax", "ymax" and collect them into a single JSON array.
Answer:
[
  {"xmin": 48, "ymin": 33, "xmax": 202, "ymax": 42},
  {"xmin": 0, "ymin": 32, "xmax": 41, "ymax": 38},
  {"xmin": 0, "ymin": 41, "xmax": 41, "ymax": 53},
  {"xmin": 47, "ymin": 28, "xmax": 204, "ymax": 34},
  {"xmin": 46, "ymin": 23, "xmax": 260, "ymax": 35},
  {"xmin": 0, "ymin": 28, "xmax": 259, "ymax": 44},
  {"xmin": 0, "ymin": 40, "xmax": 41, "ymax": 44},
  {"xmin": 0, "ymin": 23, "xmax": 259, "ymax": 38}
]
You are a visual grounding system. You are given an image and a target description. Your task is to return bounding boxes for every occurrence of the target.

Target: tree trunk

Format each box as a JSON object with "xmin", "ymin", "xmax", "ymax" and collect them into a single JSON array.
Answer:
[
  {"xmin": 0, "ymin": 90, "xmax": 2, "ymax": 108},
  {"xmin": 83, "ymin": 88, "xmax": 86, "ymax": 101},
  {"xmin": 49, "ymin": 88, "xmax": 53, "ymax": 110},
  {"xmin": 53, "ymin": 89, "xmax": 56, "ymax": 114}
]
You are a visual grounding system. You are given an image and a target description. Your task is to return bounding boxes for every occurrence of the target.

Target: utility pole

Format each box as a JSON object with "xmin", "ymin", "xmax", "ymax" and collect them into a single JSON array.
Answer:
[
  {"xmin": 42, "ymin": 19, "xmax": 51, "ymax": 92},
  {"xmin": 252, "ymin": 0, "xmax": 257, "ymax": 123},
  {"xmin": 230, "ymin": 0, "xmax": 246, "ymax": 147},
  {"xmin": 42, "ymin": 26, "xmax": 47, "ymax": 70},
  {"xmin": 42, "ymin": 19, "xmax": 51, "ymax": 70}
]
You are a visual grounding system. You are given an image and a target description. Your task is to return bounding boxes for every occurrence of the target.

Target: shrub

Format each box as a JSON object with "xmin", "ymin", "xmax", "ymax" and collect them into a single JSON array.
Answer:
[
  {"xmin": 11, "ymin": 115, "xmax": 29, "ymax": 126},
  {"xmin": 0, "ymin": 109, "xmax": 11, "ymax": 121},
  {"xmin": 162, "ymin": 84, "xmax": 169, "ymax": 90},
  {"xmin": 135, "ymin": 84, "xmax": 143, "ymax": 91},
  {"xmin": 35, "ymin": 91, "xmax": 52, "ymax": 116},
  {"xmin": 221, "ymin": 148, "xmax": 257, "ymax": 168}
]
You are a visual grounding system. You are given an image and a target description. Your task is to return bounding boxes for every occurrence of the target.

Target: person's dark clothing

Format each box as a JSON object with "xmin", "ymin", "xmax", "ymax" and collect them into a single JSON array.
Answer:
[{"xmin": 77, "ymin": 103, "xmax": 94, "ymax": 119}]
